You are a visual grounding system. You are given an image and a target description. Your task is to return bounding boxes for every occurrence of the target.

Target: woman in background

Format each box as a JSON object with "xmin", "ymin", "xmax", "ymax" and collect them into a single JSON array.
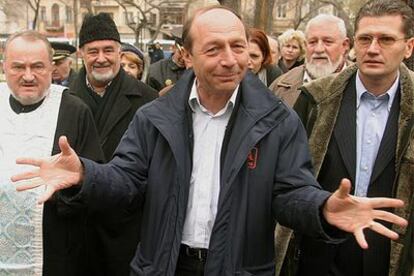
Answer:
[
  {"xmin": 248, "ymin": 28, "xmax": 283, "ymax": 87},
  {"xmin": 121, "ymin": 43, "xmax": 145, "ymax": 80},
  {"xmin": 278, "ymin": 29, "xmax": 306, "ymax": 73}
]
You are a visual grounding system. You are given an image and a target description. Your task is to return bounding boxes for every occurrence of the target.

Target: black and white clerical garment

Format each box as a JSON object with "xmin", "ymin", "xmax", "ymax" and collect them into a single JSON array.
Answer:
[{"xmin": 0, "ymin": 80, "xmax": 107, "ymax": 276}]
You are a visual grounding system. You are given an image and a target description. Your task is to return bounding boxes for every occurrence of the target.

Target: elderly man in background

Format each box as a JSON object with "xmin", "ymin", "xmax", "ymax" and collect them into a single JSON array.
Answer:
[
  {"xmin": 0, "ymin": 30, "xmax": 103, "ymax": 275},
  {"xmin": 267, "ymin": 35, "xmax": 281, "ymax": 65},
  {"xmin": 50, "ymin": 42, "xmax": 77, "ymax": 87},
  {"xmin": 270, "ymin": 14, "xmax": 350, "ymax": 107},
  {"xmin": 68, "ymin": 12, "xmax": 157, "ymax": 276}
]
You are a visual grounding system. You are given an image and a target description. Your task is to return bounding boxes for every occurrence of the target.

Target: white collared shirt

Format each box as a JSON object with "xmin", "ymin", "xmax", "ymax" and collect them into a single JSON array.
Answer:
[
  {"xmin": 355, "ymin": 71, "xmax": 399, "ymax": 197},
  {"xmin": 181, "ymin": 80, "xmax": 239, "ymax": 249}
]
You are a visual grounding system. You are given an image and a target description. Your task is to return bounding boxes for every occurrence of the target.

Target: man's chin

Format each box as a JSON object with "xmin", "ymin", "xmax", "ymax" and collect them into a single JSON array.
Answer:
[
  {"xmin": 14, "ymin": 94, "xmax": 43, "ymax": 105},
  {"xmin": 91, "ymin": 70, "xmax": 115, "ymax": 83}
]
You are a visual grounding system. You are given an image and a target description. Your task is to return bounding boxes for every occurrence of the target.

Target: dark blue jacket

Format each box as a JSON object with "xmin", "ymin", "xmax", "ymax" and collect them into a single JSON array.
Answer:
[{"xmin": 80, "ymin": 70, "xmax": 333, "ymax": 275}]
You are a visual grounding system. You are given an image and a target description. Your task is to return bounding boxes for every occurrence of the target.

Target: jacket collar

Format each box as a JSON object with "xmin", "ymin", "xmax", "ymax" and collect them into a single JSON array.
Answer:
[
  {"xmin": 145, "ymin": 70, "xmax": 280, "ymax": 128},
  {"xmin": 144, "ymin": 69, "xmax": 290, "ymax": 200},
  {"xmin": 275, "ymin": 65, "xmax": 305, "ymax": 89}
]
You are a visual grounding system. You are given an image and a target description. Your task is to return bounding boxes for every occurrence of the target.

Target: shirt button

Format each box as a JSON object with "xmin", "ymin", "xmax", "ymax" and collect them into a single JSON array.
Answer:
[
  {"xmin": 363, "ymin": 166, "xmax": 368, "ymax": 171},
  {"xmin": 371, "ymin": 112, "xmax": 376, "ymax": 117},
  {"xmin": 367, "ymin": 139, "xmax": 372, "ymax": 144}
]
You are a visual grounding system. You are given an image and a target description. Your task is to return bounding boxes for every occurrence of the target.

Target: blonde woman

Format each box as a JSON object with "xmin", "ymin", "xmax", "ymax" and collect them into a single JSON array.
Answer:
[{"xmin": 278, "ymin": 29, "xmax": 306, "ymax": 73}]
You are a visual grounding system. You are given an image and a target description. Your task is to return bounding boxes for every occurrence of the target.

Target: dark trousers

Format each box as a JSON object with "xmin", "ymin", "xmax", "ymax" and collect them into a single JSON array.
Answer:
[{"xmin": 175, "ymin": 245, "xmax": 206, "ymax": 276}]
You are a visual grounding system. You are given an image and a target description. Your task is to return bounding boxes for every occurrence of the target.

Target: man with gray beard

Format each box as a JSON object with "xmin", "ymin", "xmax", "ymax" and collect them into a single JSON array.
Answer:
[
  {"xmin": 270, "ymin": 14, "xmax": 350, "ymax": 107},
  {"xmin": 68, "ymin": 13, "xmax": 157, "ymax": 276}
]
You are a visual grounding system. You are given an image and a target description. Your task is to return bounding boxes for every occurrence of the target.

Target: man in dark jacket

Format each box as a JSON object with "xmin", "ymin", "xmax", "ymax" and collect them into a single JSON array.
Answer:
[
  {"xmin": 12, "ymin": 6, "xmax": 408, "ymax": 276},
  {"xmin": 0, "ymin": 30, "xmax": 103, "ymax": 275},
  {"xmin": 50, "ymin": 42, "xmax": 78, "ymax": 87},
  {"xmin": 68, "ymin": 13, "xmax": 157, "ymax": 276},
  {"xmin": 147, "ymin": 39, "xmax": 186, "ymax": 92},
  {"xmin": 289, "ymin": 1, "xmax": 414, "ymax": 275}
]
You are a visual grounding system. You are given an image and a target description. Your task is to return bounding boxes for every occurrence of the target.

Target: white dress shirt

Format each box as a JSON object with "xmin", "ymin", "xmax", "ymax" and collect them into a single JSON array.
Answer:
[
  {"xmin": 355, "ymin": 71, "xmax": 399, "ymax": 196},
  {"xmin": 181, "ymin": 80, "xmax": 239, "ymax": 249}
]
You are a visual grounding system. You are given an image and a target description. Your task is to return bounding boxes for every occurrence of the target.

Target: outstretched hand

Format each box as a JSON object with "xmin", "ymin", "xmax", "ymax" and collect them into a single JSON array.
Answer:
[
  {"xmin": 11, "ymin": 136, "xmax": 84, "ymax": 204},
  {"xmin": 323, "ymin": 178, "xmax": 407, "ymax": 249}
]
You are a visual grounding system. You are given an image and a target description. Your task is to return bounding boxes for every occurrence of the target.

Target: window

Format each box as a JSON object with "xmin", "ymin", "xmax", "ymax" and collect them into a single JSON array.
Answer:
[
  {"xmin": 66, "ymin": 6, "xmax": 73, "ymax": 23},
  {"xmin": 277, "ymin": 3, "xmax": 287, "ymax": 18},
  {"xmin": 51, "ymin": 4, "xmax": 60, "ymax": 26},
  {"xmin": 149, "ymin": 13, "xmax": 156, "ymax": 24},
  {"xmin": 40, "ymin": 6, "xmax": 46, "ymax": 21},
  {"xmin": 124, "ymin": 11, "xmax": 134, "ymax": 24}
]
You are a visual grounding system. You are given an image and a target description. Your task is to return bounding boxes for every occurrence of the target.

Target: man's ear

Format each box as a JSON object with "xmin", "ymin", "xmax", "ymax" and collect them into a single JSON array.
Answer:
[
  {"xmin": 182, "ymin": 48, "xmax": 192, "ymax": 67},
  {"xmin": 343, "ymin": 37, "xmax": 351, "ymax": 53},
  {"xmin": 404, "ymin": 37, "xmax": 414, "ymax": 59}
]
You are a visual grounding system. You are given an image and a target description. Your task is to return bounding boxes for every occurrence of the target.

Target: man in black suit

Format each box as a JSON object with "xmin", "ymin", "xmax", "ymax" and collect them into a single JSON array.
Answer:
[{"xmin": 291, "ymin": 0, "xmax": 414, "ymax": 275}]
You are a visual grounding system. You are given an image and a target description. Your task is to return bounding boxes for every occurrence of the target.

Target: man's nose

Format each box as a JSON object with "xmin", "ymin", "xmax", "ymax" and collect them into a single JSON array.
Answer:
[
  {"xmin": 314, "ymin": 40, "xmax": 325, "ymax": 53},
  {"xmin": 22, "ymin": 67, "xmax": 35, "ymax": 81},
  {"xmin": 366, "ymin": 38, "xmax": 381, "ymax": 54},
  {"xmin": 96, "ymin": 51, "xmax": 106, "ymax": 62},
  {"xmin": 220, "ymin": 46, "xmax": 237, "ymax": 67}
]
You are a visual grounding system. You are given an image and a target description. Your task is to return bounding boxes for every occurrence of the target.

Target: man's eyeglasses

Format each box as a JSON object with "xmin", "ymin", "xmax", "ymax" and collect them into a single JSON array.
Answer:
[{"xmin": 355, "ymin": 34, "xmax": 408, "ymax": 48}]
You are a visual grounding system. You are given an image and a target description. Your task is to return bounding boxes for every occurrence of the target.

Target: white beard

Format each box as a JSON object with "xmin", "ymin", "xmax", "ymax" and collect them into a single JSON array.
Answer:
[
  {"xmin": 90, "ymin": 69, "xmax": 115, "ymax": 83},
  {"xmin": 306, "ymin": 55, "xmax": 344, "ymax": 79}
]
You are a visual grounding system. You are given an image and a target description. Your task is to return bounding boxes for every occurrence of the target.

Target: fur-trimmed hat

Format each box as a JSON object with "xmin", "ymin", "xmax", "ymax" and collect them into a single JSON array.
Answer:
[{"xmin": 79, "ymin": 13, "xmax": 120, "ymax": 48}]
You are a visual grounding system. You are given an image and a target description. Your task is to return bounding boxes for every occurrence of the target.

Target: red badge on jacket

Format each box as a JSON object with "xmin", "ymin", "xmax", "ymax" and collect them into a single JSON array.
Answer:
[{"xmin": 247, "ymin": 146, "xmax": 258, "ymax": 169}]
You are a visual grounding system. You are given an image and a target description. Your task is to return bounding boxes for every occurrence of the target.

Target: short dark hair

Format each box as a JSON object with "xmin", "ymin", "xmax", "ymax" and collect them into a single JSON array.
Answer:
[
  {"xmin": 355, "ymin": 0, "xmax": 414, "ymax": 38},
  {"xmin": 182, "ymin": 5, "xmax": 248, "ymax": 53},
  {"xmin": 249, "ymin": 28, "xmax": 272, "ymax": 67},
  {"xmin": 4, "ymin": 30, "xmax": 53, "ymax": 62}
]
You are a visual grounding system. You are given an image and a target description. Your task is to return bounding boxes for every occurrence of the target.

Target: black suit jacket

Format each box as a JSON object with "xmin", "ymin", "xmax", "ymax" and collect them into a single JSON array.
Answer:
[{"xmin": 297, "ymin": 74, "xmax": 400, "ymax": 276}]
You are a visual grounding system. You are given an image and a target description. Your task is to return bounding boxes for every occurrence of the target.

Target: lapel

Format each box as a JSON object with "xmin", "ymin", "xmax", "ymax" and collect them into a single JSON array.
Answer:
[
  {"xmin": 144, "ymin": 70, "xmax": 195, "ymax": 188},
  {"xmin": 304, "ymin": 65, "xmax": 359, "ymax": 176},
  {"xmin": 100, "ymin": 91, "xmax": 131, "ymax": 140},
  {"xmin": 370, "ymin": 90, "xmax": 400, "ymax": 184},
  {"xmin": 99, "ymin": 70, "xmax": 142, "ymax": 141},
  {"xmin": 333, "ymin": 76, "xmax": 357, "ymax": 182}
]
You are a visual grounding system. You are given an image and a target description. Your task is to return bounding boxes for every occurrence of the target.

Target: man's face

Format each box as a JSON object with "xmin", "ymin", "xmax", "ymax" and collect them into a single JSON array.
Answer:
[
  {"xmin": 355, "ymin": 15, "xmax": 413, "ymax": 82},
  {"xmin": 267, "ymin": 36, "xmax": 280, "ymax": 64},
  {"xmin": 80, "ymin": 40, "xmax": 121, "ymax": 85},
  {"xmin": 52, "ymin": 58, "xmax": 72, "ymax": 82},
  {"xmin": 3, "ymin": 37, "xmax": 52, "ymax": 105},
  {"xmin": 305, "ymin": 21, "xmax": 349, "ymax": 78},
  {"xmin": 183, "ymin": 9, "xmax": 249, "ymax": 97}
]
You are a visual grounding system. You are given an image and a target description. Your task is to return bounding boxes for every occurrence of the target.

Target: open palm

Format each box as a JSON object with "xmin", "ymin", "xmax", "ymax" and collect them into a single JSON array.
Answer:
[
  {"xmin": 11, "ymin": 136, "xmax": 83, "ymax": 204},
  {"xmin": 323, "ymin": 179, "xmax": 407, "ymax": 248}
]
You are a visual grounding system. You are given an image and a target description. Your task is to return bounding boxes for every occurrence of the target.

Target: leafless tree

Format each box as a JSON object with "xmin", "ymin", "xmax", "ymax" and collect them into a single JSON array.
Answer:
[
  {"xmin": 218, "ymin": 0, "xmax": 241, "ymax": 13},
  {"xmin": 0, "ymin": 0, "xmax": 41, "ymax": 30},
  {"xmin": 114, "ymin": 0, "xmax": 179, "ymax": 47},
  {"xmin": 25, "ymin": 0, "xmax": 41, "ymax": 29}
]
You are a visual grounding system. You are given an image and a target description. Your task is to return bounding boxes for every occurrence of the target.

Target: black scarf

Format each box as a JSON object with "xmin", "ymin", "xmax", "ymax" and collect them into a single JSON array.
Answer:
[{"xmin": 69, "ymin": 67, "xmax": 125, "ymax": 135}]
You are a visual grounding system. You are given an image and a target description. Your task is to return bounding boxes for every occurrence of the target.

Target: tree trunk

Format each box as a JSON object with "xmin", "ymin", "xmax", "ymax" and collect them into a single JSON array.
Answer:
[
  {"xmin": 254, "ymin": 0, "xmax": 276, "ymax": 33},
  {"xmin": 31, "ymin": 0, "xmax": 40, "ymax": 30},
  {"xmin": 218, "ymin": 0, "xmax": 241, "ymax": 13}
]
